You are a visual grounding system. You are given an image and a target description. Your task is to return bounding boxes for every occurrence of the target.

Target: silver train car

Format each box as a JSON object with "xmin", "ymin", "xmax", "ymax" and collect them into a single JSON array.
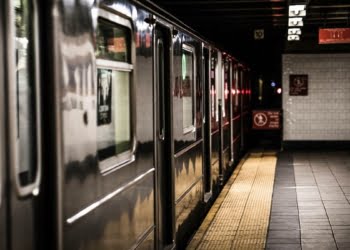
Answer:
[{"xmin": 0, "ymin": 0, "xmax": 251, "ymax": 249}]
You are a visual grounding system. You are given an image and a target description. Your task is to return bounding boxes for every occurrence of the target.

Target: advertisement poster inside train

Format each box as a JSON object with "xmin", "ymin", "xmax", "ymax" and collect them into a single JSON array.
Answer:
[{"xmin": 97, "ymin": 69, "xmax": 112, "ymax": 125}]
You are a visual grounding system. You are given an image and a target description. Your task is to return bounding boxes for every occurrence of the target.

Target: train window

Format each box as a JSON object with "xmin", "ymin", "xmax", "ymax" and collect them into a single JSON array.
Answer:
[
  {"xmin": 210, "ymin": 55, "xmax": 216, "ymax": 121},
  {"xmin": 182, "ymin": 44, "xmax": 196, "ymax": 134},
  {"xmin": 224, "ymin": 61, "xmax": 230, "ymax": 122},
  {"xmin": 239, "ymin": 69, "xmax": 242, "ymax": 107},
  {"xmin": 15, "ymin": 0, "xmax": 38, "ymax": 187},
  {"xmin": 234, "ymin": 66, "xmax": 239, "ymax": 107},
  {"xmin": 96, "ymin": 18, "xmax": 130, "ymax": 63},
  {"xmin": 96, "ymin": 13, "xmax": 134, "ymax": 172}
]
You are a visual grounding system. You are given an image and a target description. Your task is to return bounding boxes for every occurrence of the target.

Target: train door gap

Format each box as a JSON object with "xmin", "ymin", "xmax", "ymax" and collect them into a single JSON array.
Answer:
[
  {"xmin": 203, "ymin": 47, "xmax": 212, "ymax": 202},
  {"xmin": 154, "ymin": 25, "xmax": 174, "ymax": 250}
]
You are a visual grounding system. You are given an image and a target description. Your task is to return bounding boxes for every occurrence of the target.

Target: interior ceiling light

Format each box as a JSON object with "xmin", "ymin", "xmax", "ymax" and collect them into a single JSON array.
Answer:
[
  {"xmin": 288, "ymin": 35, "xmax": 300, "ymax": 41},
  {"xmin": 289, "ymin": 17, "xmax": 303, "ymax": 27},
  {"xmin": 288, "ymin": 28, "xmax": 302, "ymax": 35},
  {"xmin": 289, "ymin": 5, "xmax": 306, "ymax": 17}
]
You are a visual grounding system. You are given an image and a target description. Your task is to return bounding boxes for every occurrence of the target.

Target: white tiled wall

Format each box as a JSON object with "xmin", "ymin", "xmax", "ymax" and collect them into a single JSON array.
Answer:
[{"xmin": 283, "ymin": 54, "xmax": 350, "ymax": 141}]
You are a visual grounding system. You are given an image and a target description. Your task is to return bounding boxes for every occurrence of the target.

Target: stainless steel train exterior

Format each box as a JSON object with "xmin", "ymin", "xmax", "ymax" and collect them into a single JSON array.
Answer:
[{"xmin": 0, "ymin": 0, "xmax": 251, "ymax": 249}]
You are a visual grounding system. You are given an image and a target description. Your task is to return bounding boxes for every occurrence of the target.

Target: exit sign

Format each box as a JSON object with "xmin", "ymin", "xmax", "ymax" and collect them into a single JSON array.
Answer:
[{"xmin": 319, "ymin": 28, "xmax": 350, "ymax": 44}]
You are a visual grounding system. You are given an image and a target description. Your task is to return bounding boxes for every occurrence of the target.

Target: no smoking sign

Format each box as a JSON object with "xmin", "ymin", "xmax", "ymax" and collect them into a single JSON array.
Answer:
[{"xmin": 252, "ymin": 110, "xmax": 280, "ymax": 130}]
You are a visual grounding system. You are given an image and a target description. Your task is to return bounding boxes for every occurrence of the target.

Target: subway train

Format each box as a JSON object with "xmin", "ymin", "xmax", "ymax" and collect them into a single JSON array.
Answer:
[{"xmin": 0, "ymin": 0, "xmax": 251, "ymax": 249}]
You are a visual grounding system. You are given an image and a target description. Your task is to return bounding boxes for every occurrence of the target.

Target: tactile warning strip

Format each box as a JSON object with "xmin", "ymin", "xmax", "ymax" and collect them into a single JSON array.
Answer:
[{"xmin": 187, "ymin": 152, "xmax": 277, "ymax": 250}]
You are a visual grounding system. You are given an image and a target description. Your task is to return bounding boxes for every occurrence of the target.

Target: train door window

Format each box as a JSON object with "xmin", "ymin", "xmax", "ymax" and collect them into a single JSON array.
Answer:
[
  {"xmin": 239, "ymin": 68, "xmax": 244, "ymax": 107},
  {"xmin": 210, "ymin": 55, "xmax": 216, "ymax": 122},
  {"xmin": 242, "ymin": 69, "xmax": 245, "ymax": 107},
  {"xmin": 182, "ymin": 44, "xmax": 196, "ymax": 134},
  {"xmin": 224, "ymin": 60, "xmax": 230, "ymax": 123},
  {"xmin": 242, "ymin": 70, "xmax": 245, "ymax": 107},
  {"xmin": 216, "ymin": 54, "xmax": 221, "ymax": 121},
  {"xmin": 245, "ymin": 71, "xmax": 247, "ymax": 104},
  {"xmin": 157, "ymin": 38, "xmax": 165, "ymax": 141},
  {"xmin": 234, "ymin": 66, "xmax": 239, "ymax": 107},
  {"xmin": 95, "ymin": 11, "xmax": 134, "ymax": 172},
  {"xmin": 14, "ymin": 0, "xmax": 41, "ymax": 190}
]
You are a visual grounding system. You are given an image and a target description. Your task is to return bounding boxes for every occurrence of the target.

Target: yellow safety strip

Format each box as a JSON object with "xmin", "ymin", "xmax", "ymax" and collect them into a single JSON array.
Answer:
[{"xmin": 187, "ymin": 152, "xmax": 277, "ymax": 250}]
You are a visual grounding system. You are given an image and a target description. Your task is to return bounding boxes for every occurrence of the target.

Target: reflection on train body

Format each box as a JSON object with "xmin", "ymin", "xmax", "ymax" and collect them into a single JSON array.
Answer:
[{"xmin": 0, "ymin": 0, "xmax": 251, "ymax": 249}]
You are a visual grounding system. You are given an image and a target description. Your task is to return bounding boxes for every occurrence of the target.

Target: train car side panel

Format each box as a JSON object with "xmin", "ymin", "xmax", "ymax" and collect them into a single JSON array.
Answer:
[
  {"xmin": 232, "ymin": 64, "xmax": 242, "ymax": 161},
  {"xmin": 50, "ymin": 1, "xmax": 156, "ymax": 249},
  {"xmin": 172, "ymin": 31, "xmax": 204, "ymax": 247},
  {"xmin": 0, "ymin": 0, "xmax": 253, "ymax": 249},
  {"xmin": 209, "ymin": 51, "xmax": 220, "ymax": 187},
  {"xmin": 222, "ymin": 57, "xmax": 232, "ymax": 177}
]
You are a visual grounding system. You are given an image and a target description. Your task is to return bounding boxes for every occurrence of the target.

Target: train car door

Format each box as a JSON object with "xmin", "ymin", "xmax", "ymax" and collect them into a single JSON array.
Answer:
[
  {"xmin": 3, "ymin": 0, "xmax": 42, "ymax": 249},
  {"xmin": 202, "ymin": 46, "xmax": 212, "ymax": 200},
  {"xmin": 229, "ymin": 61, "xmax": 235, "ymax": 165},
  {"xmin": 154, "ymin": 24, "xmax": 175, "ymax": 249},
  {"xmin": 207, "ymin": 50, "xmax": 219, "ymax": 186},
  {"xmin": 232, "ymin": 63, "xmax": 241, "ymax": 161},
  {"xmin": 239, "ymin": 67, "xmax": 245, "ymax": 150},
  {"xmin": 216, "ymin": 52, "xmax": 224, "ymax": 184},
  {"xmin": 222, "ymin": 58, "xmax": 232, "ymax": 174}
]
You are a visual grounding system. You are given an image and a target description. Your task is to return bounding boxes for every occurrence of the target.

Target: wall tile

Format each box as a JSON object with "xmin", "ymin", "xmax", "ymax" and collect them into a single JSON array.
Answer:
[{"xmin": 283, "ymin": 54, "xmax": 350, "ymax": 140}]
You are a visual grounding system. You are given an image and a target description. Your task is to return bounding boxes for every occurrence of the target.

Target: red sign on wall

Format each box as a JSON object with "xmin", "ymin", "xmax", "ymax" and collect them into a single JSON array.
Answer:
[
  {"xmin": 252, "ymin": 110, "xmax": 280, "ymax": 130},
  {"xmin": 319, "ymin": 28, "xmax": 350, "ymax": 44}
]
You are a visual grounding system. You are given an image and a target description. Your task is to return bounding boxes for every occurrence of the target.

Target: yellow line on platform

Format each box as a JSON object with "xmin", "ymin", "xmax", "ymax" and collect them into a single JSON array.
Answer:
[{"xmin": 187, "ymin": 152, "xmax": 277, "ymax": 250}]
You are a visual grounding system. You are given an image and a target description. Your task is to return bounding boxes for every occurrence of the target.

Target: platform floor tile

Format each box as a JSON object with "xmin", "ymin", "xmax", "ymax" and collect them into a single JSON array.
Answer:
[
  {"xmin": 267, "ymin": 151, "xmax": 350, "ymax": 250},
  {"xmin": 187, "ymin": 152, "xmax": 277, "ymax": 250}
]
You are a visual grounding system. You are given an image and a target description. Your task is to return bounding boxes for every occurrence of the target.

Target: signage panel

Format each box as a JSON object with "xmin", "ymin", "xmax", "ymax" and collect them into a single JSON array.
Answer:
[
  {"xmin": 252, "ymin": 110, "xmax": 280, "ymax": 130},
  {"xmin": 319, "ymin": 28, "xmax": 350, "ymax": 44},
  {"xmin": 289, "ymin": 74, "xmax": 308, "ymax": 96},
  {"xmin": 97, "ymin": 69, "xmax": 112, "ymax": 125},
  {"xmin": 254, "ymin": 29, "xmax": 264, "ymax": 40}
]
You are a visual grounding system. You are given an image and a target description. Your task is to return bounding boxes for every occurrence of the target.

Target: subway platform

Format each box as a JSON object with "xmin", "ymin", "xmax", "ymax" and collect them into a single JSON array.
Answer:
[{"xmin": 187, "ymin": 150, "xmax": 350, "ymax": 250}]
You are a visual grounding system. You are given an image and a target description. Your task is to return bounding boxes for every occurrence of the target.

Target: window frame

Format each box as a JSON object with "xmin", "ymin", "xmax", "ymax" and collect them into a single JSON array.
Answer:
[
  {"xmin": 239, "ymin": 66, "xmax": 244, "ymax": 108},
  {"xmin": 210, "ymin": 52, "xmax": 217, "ymax": 122},
  {"xmin": 156, "ymin": 38, "xmax": 166, "ymax": 140},
  {"xmin": 181, "ymin": 43, "xmax": 196, "ymax": 135},
  {"xmin": 234, "ymin": 65, "xmax": 239, "ymax": 107},
  {"xmin": 96, "ymin": 9, "xmax": 136, "ymax": 174},
  {"xmin": 7, "ymin": 0, "xmax": 42, "ymax": 197},
  {"xmin": 223, "ymin": 59, "xmax": 230, "ymax": 120}
]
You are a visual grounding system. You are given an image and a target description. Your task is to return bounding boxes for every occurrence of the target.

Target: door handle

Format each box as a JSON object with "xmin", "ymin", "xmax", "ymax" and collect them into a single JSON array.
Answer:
[{"xmin": 159, "ymin": 128, "xmax": 165, "ymax": 141}]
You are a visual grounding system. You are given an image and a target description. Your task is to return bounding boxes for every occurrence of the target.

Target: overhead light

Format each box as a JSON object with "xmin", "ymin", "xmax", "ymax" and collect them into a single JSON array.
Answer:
[
  {"xmin": 288, "ymin": 28, "xmax": 301, "ymax": 35},
  {"xmin": 289, "ymin": 17, "xmax": 303, "ymax": 27},
  {"xmin": 288, "ymin": 35, "xmax": 300, "ymax": 41},
  {"xmin": 289, "ymin": 5, "xmax": 306, "ymax": 17}
]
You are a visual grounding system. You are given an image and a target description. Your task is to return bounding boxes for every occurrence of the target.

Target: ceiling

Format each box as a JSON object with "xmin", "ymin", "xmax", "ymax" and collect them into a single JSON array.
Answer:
[
  {"xmin": 149, "ymin": 0, "xmax": 350, "ymax": 82},
  {"xmin": 151, "ymin": 0, "xmax": 350, "ymax": 29},
  {"xmin": 149, "ymin": 0, "xmax": 350, "ymax": 49}
]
